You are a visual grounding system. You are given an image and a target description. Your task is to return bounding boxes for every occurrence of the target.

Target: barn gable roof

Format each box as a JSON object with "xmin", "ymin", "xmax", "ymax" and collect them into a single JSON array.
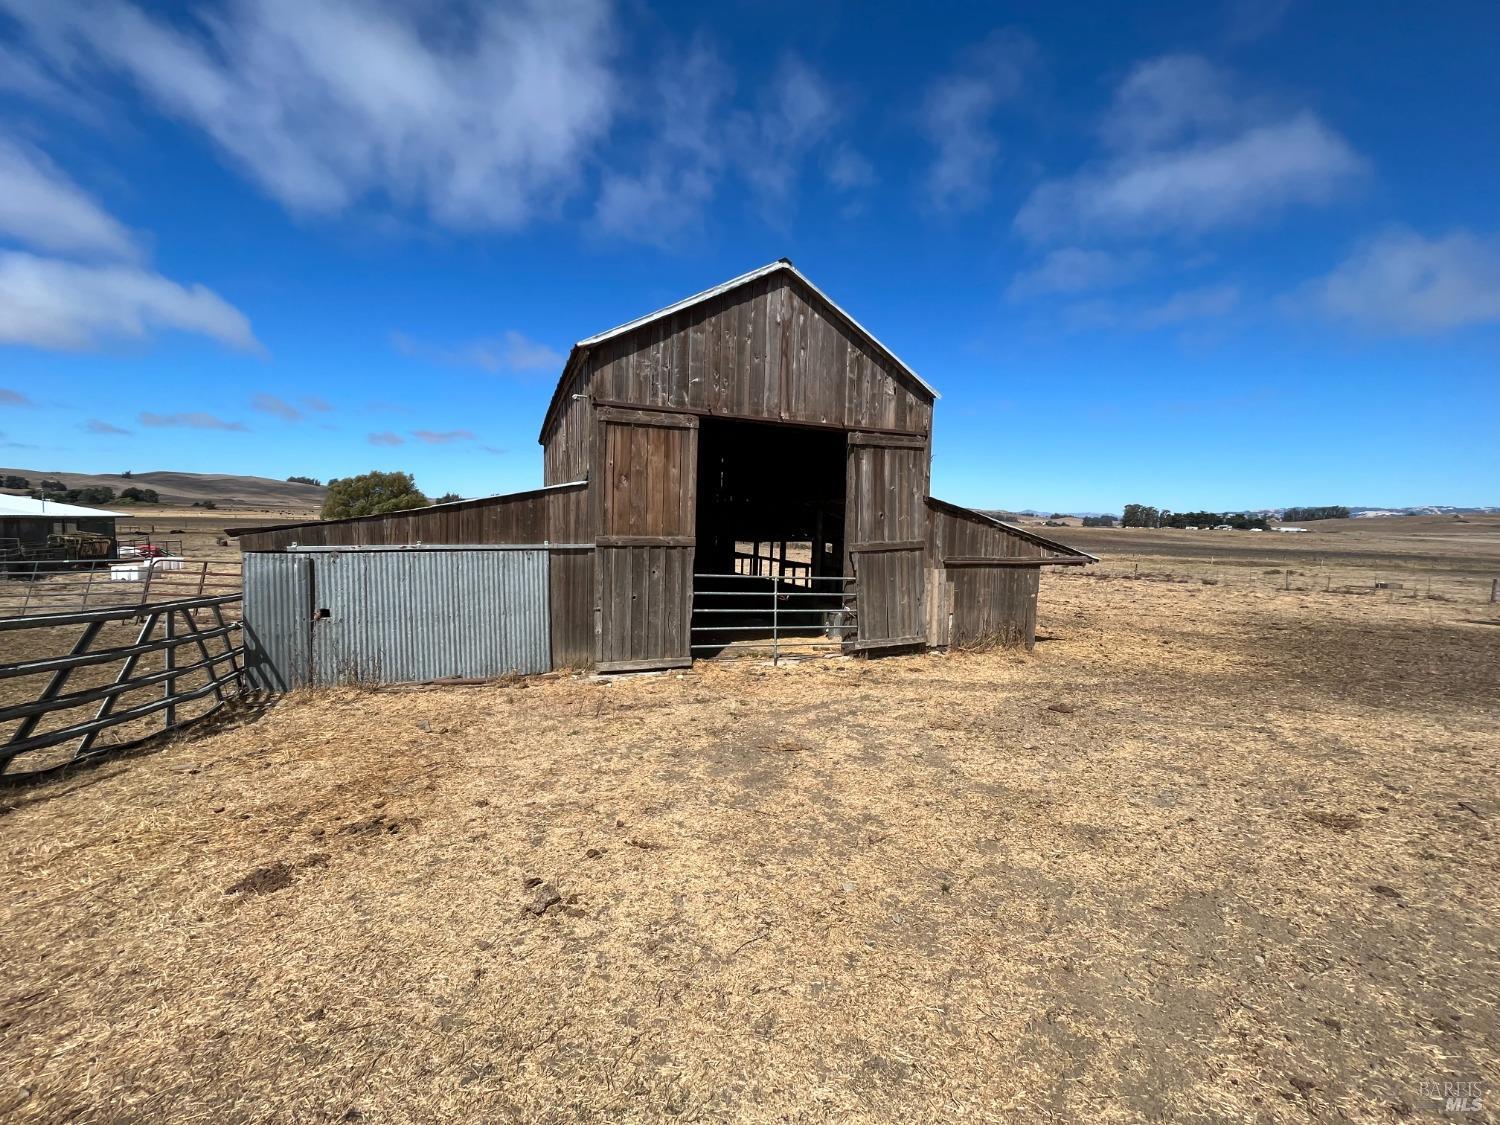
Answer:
[{"xmin": 539, "ymin": 259, "xmax": 937, "ymax": 442}]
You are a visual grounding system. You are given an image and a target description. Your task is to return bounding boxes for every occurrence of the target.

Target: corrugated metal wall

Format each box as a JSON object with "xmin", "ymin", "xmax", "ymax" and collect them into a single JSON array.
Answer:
[
  {"xmin": 243, "ymin": 548, "xmax": 550, "ymax": 689},
  {"xmin": 243, "ymin": 553, "xmax": 313, "ymax": 691}
]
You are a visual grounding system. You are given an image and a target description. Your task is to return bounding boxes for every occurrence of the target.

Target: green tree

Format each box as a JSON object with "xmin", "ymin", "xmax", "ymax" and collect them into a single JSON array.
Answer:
[
  {"xmin": 120, "ymin": 486, "xmax": 160, "ymax": 504},
  {"xmin": 1121, "ymin": 503, "xmax": 1161, "ymax": 528},
  {"xmin": 434, "ymin": 492, "xmax": 462, "ymax": 504},
  {"xmin": 321, "ymin": 470, "xmax": 428, "ymax": 520},
  {"xmin": 287, "ymin": 475, "xmax": 322, "ymax": 486}
]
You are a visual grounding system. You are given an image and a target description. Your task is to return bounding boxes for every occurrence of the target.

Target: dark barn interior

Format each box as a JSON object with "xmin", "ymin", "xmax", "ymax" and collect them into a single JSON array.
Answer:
[{"xmin": 691, "ymin": 417, "xmax": 848, "ymax": 656}]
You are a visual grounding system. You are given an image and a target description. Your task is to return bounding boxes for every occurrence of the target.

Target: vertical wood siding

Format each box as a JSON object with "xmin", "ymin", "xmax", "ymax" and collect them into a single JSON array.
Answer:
[
  {"xmin": 542, "ymin": 363, "xmax": 591, "ymax": 486},
  {"xmin": 594, "ymin": 409, "xmax": 698, "ymax": 670},
  {"xmin": 846, "ymin": 434, "xmax": 929, "ymax": 647},
  {"xmin": 924, "ymin": 498, "xmax": 1078, "ymax": 649},
  {"xmin": 581, "ymin": 274, "xmax": 932, "ymax": 441}
]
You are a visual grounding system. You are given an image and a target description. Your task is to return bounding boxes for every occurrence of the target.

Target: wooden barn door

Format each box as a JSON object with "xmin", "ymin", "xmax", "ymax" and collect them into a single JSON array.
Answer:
[
  {"xmin": 594, "ymin": 407, "xmax": 698, "ymax": 671},
  {"xmin": 846, "ymin": 432, "xmax": 928, "ymax": 650}
]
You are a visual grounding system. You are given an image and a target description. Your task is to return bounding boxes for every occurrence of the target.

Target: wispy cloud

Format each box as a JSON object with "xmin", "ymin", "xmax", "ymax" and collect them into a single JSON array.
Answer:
[
  {"xmin": 391, "ymin": 329, "xmax": 562, "ymax": 375},
  {"xmin": 826, "ymin": 144, "xmax": 876, "ymax": 192},
  {"xmin": 139, "ymin": 411, "xmax": 248, "ymax": 431},
  {"xmin": 919, "ymin": 32, "xmax": 1034, "ymax": 213},
  {"xmin": 0, "ymin": 135, "xmax": 137, "ymax": 259},
  {"xmin": 85, "ymin": 418, "xmax": 131, "ymax": 434},
  {"xmin": 1007, "ymin": 248, "xmax": 1151, "ymax": 299},
  {"xmin": 368, "ymin": 431, "xmax": 404, "ymax": 447},
  {"xmin": 479, "ymin": 445, "xmax": 508, "ymax": 456},
  {"xmin": 595, "ymin": 44, "xmax": 844, "ymax": 242},
  {"xmin": 0, "ymin": 251, "xmax": 261, "ymax": 353},
  {"xmin": 1016, "ymin": 55, "xmax": 1363, "ymax": 242},
  {"xmin": 1, "ymin": 387, "xmax": 33, "ymax": 406},
  {"xmin": 1306, "ymin": 228, "xmax": 1500, "ymax": 334},
  {"xmin": 251, "ymin": 393, "xmax": 301, "ymax": 422},
  {"xmin": 301, "ymin": 395, "xmax": 333, "ymax": 413},
  {"xmin": 2, "ymin": 0, "xmax": 618, "ymax": 230},
  {"xmin": 411, "ymin": 429, "xmax": 477, "ymax": 445},
  {"xmin": 1062, "ymin": 284, "xmax": 1241, "ymax": 332}
]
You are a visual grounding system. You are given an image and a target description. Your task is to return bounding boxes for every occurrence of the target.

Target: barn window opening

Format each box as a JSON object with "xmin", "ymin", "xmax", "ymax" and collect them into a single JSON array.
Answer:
[{"xmin": 692, "ymin": 417, "xmax": 850, "ymax": 659}]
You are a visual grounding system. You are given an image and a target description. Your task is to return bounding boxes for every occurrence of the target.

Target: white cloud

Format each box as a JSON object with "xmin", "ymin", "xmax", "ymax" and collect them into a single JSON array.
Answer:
[
  {"xmin": 1, "ymin": 388, "xmax": 34, "ymax": 405},
  {"xmin": 0, "ymin": 251, "xmax": 261, "ymax": 352},
  {"xmin": 139, "ymin": 411, "xmax": 248, "ymax": 431},
  {"xmin": 85, "ymin": 418, "xmax": 131, "ymax": 434},
  {"xmin": 368, "ymin": 431, "xmax": 404, "ymax": 447},
  {"xmin": 412, "ymin": 429, "xmax": 476, "ymax": 445},
  {"xmin": 1308, "ymin": 228, "xmax": 1500, "ymax": 334},
  {"xmin": 2, "ymin": 0, "xmax": 618, "ymax": 229},
  {"xmin": 1017, "ymin": 56, "xmax": 1362, "ymax": 242},
  {"xmin": 0, "ymin": 135, "xmax": 138, "ymax": 259},
  {"xmin": 1007, "ymin": 248, "xmax": 1150, "ymax": 299},
  {"xmin": 301, "ymin": 395, "xmax": 333, "ymax": 412},
  {"xmin": 919, "ymin": 32, "xmax": 1033, "ymax": 212},
  {"xmin": 391, "ymin": 329, "xmax": 563, "ymax": 374}
]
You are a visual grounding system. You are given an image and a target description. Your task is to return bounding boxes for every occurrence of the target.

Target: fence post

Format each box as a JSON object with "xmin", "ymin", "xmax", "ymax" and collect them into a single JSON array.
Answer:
[
  {"xmin": 771, "ymin": 572, "xmax": 779, "ymax": 667},
  {"xmin": 196, "ymin": 561, "xmax": 208, "ymax": 598},
  {"xmin": 163, "ymin": 609, "xmax": 177, "ymax": 731}
]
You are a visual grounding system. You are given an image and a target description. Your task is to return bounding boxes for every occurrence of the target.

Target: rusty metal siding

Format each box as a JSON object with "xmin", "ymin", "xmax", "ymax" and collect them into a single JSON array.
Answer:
[
  {"xmin": 242, "ymin": 552, "xmax": 313, "ymax": 691},
  {"xmin": 307, "ymin": 549, "xmax": 550, "ymax": 685}
]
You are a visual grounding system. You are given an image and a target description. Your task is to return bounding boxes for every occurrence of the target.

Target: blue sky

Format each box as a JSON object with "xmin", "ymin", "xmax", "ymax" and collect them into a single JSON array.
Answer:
[{"xmin": 0, "ymin": 0, "xmax": 1496, "ymax": 512}]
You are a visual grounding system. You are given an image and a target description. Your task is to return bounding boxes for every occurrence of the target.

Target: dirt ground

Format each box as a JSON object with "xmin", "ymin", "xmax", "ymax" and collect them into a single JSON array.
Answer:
[{"xmin": 3, "ymin": 551, "xmax": 1497, "ymax": 1121}]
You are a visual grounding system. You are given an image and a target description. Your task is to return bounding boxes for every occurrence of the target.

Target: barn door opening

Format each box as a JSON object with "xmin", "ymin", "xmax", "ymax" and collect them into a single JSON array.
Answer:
[
  {"xmin": 846, "ymin": 432, "xmax": 928, "ymax": 650},
  {"xmin": 594, "ymin": 407, "xmax": 698, "ymax": 672},
  {"xmin": 691, "ymin": 417, "xmax": 851, "ymax": 660}
]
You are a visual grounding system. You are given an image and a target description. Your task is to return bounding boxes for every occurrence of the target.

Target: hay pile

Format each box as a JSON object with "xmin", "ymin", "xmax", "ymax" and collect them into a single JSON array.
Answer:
[{"xmin": 2, "ymin": 574, "xmax": 1496, "ymax": 1122}]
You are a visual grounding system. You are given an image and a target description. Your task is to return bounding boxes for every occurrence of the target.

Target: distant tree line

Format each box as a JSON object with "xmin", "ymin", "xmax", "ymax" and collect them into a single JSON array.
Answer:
[
  {"xmin": 28, "ymin": 483, "xmax": 161, "ymax": 506},
  {"xmin": 1282, "ymin": 506, "xmax": 1349, "ymax": 522},
  {"xmin": 3, "ymin": 474, "xmax": 29, "ymax": 489},
  {"xmin": 286, "ymin": 475, "xmax": 323, "ymax": 486},
  {"xmin": 1122, "ymin": 503, "xmax": 1269, "ymax": 530},
  {"xmin": 1082, "ymin": 514, "xmax": 1116, "ymax": 527}
]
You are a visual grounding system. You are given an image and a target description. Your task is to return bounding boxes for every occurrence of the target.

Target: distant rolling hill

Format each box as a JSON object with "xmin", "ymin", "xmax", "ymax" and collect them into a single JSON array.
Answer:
[{"xmin": 0, "ymin": 467, "xmax": 325, "ymax": 511}]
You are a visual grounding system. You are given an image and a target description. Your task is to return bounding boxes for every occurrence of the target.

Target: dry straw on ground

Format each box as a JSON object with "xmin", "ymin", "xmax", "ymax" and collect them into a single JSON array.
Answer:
[{"xmin": 2, "ymin": 571, "xmax": 1497, "ymax": 1122}]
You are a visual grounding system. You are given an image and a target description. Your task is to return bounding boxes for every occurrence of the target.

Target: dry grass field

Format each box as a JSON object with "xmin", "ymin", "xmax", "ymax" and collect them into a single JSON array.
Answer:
[{"xmin": 3, "ymin": 518, "xmax": 1497, "ymax": 1122}]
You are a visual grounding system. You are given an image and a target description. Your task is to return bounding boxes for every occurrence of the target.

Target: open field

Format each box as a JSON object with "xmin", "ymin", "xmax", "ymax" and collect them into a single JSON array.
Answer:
[{"xmin": 3, "ymin": 524, "xmax": 1497, "ymax": 1121}]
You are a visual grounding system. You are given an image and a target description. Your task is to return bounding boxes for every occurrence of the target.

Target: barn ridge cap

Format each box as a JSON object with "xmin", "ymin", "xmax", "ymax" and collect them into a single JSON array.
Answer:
[{"xmin": 539, "ymin": 259, "xmax": 938, "ymax": 444}]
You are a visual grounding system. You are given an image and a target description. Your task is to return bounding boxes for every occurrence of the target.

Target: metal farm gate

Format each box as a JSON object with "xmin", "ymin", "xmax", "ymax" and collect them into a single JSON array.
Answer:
[{"xmin": 243, "ymin": 547, "xmax": 551, "ymax": 690}]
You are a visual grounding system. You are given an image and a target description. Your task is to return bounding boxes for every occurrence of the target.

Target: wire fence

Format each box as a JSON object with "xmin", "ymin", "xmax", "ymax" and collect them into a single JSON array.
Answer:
[{"xmin": 1050, "ymin": 555, "xmax": 1500, "ymax": 605}]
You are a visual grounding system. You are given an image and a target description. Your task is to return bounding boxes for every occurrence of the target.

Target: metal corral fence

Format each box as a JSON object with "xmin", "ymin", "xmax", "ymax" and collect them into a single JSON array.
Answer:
[
  {"xmin": 0, "ymin": 557, "xmax": 242, "ymax": 618},
  {"xmin": 0, "ymin": 593, "xmax": 244, "ymax": 777},
  {"xmin": 690, "ymin": 572, "xmax": 856, "ymax": 663}
]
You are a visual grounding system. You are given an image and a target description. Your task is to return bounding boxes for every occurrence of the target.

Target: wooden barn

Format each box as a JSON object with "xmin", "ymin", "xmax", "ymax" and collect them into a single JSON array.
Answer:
[{"xmin": 234, "ymin": 260, "xmax": 1093, "ymax": 678}]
